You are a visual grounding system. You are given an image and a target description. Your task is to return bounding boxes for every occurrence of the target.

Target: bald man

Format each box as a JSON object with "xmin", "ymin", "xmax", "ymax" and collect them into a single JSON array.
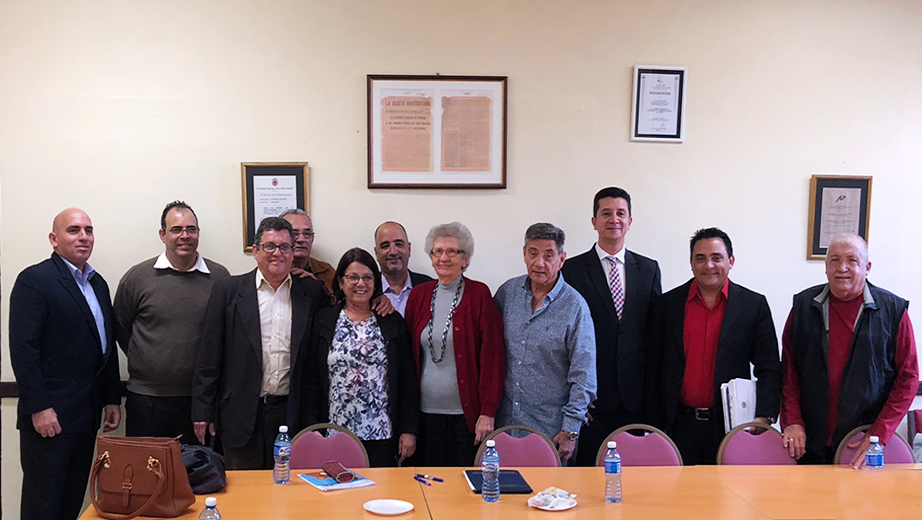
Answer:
[
  {"xmin": 10, "ymin": 208, "xmax": 121, "ymax": 520},
  {"xmin": 374, "ymin": 221, "xmax": 433, "ymax": 316}
]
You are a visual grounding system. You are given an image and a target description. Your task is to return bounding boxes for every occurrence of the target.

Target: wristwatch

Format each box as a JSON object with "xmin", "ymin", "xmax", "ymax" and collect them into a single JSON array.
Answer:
[{"xmin": 565, "ymin": 431, "xmax": 579, "ymax": 441}]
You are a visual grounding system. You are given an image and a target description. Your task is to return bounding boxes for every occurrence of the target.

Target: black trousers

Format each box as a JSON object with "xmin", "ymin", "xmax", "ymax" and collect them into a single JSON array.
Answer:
[
  {"xmin": 798, "ymin": 445, "xmax": 836, "ymax": 465},
  {"xmin": 363, "ymin": 436, "xmax": 400, "ymax": 467},
  {"xmin": 125, "ymin": 391, "xmax": 198, "ymax": 444},
  {"xmin": 669, "ymin": 410, "xmax": 724, "ymax": 465},
  {"xmin": 20, "ymin": 426, "xmax": 97, "ymax": 520},
  {"xmin": 418, "ymin": 412, "xmax": 477, "ymax": 467},
  {"xmin": 223, "ymin": 396, "xmax": 288, "ymax": 470},
  {"xmin": 575, "ymin": 405, "xmax": 644, "ymax": 466}
]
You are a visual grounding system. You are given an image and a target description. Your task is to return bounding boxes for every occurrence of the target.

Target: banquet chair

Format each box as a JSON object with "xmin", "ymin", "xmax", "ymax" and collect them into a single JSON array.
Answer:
[
  {"xmin": 834, "ymin": 425, "xmax": 913, "ymax": 465},
  {"xmin": 475, "ymin": 425, "xmax": 561, "ymax": 467},
  {"xmin": 290, "ymin": 423, "xmax": 369, "ymax": 469},
  {"xmin": 594, "ymin": 423, "xmax": 683, "ymax": 466},
  {"xmin": 717, "ymin": 422, "xmax": 796, "ymax": 465}
]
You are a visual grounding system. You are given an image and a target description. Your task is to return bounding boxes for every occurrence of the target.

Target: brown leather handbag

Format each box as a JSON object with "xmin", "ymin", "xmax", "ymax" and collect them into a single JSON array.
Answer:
[{"xmin": 90, "ymin": 436, "xmax": 195, "ymax": 519}]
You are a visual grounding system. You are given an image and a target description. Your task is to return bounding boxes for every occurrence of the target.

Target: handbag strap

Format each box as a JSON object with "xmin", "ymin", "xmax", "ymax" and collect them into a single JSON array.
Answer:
[{"xmin": 91, "ymin": 450, "xmax": 168, "ymax": 520}]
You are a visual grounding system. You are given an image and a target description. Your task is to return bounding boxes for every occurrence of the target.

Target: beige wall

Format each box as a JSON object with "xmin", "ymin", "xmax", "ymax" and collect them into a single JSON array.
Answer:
[{"xmin": 2, "ymin": 1, "xmax": 921, "ymax": 517}]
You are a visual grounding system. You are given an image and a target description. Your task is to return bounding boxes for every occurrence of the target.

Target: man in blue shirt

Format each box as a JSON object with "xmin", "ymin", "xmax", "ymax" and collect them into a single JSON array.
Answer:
[
  {"xmin": 10, "ymin": 208, "xmax": 121, "ymax": 520},
  {"xmin": 494, "ymin": 222, "xmax": 597, "ymax": 463}
]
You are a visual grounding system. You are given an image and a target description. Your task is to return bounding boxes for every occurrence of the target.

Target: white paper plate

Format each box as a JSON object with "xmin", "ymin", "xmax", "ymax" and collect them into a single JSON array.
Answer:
[
  {"xmin": 363, "ymin": 499, "xmax": 415, "ymax": 516},
  {"xmin": 537, "ymin": 497, "xmax": 578, "ymax": 511}
]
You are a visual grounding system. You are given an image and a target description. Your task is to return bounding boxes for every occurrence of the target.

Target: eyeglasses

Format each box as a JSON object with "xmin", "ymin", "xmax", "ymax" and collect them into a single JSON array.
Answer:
[
  {"xmin": 343, "ymin": 274, "xmax": 375, "ymax": 285},
  {"xmin": 256, "ymin": 242, "xmax": 293, "ymax": 254},
  {"xmin": 430, "ymin": 248, "xmax": 465, "ymax": 258},
  {"xmin": 166, "ymin": 226, "xmax": 199, "ymax": 236},
  {"xmin": 292, "ymin": 230, "xmax": 315, "ymax": 238}
]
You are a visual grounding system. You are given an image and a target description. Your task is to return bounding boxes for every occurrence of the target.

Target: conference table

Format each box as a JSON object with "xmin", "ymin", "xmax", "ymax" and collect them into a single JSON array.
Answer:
[{"xmin": 80, "ymin": 464, "xmax": 922, "ymax": 519}]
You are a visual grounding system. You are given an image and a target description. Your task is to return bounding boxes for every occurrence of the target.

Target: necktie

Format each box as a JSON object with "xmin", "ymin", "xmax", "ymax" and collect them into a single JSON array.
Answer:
[{"xmin": 606, "ymin": 256, "xmax": 624, "ymax": 320}]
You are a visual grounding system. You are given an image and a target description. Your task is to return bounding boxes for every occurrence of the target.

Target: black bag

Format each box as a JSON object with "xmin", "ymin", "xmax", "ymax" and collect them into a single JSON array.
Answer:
[{"xmin": 180, "ymin": 444, "xmax": 226, "ymax": 494}]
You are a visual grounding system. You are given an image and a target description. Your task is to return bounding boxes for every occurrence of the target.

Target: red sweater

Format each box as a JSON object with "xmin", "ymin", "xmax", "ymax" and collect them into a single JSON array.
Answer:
[{"xmin": 405, "ymin": 277, "xmax": 506, "ymax": 432}]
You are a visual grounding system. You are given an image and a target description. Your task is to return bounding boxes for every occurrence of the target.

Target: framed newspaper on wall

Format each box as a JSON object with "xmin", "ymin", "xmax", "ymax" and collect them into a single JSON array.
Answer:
[{"xmin": 367, "ymin": 75, "xmax": 507, "ymax": 189}]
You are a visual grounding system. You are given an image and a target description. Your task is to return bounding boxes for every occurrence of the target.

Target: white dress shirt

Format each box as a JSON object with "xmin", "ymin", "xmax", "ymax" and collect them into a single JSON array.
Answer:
[{"xmin": 255, "ymin": 269, "xmax": 293, "ymax": 396}]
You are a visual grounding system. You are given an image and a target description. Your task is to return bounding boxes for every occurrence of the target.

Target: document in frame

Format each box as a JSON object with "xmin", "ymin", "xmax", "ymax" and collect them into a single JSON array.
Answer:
[
  {"xmin": 441, "ymin": 95, "xmax": 492, "ymax": 172},
  {"xmin": 252, "ymin": 175, "xmax": 297, "ymax": 223},
  {"xmin": 636, "ymin": 72, "xmax": 681, "ymax": 136},
  {"xmin": 380, "ymin": 95, "xmax": 433, "ymax": 172},
  {"xmin": 818, "ymin": 187, "xmax": 861, "ymax": 248}
]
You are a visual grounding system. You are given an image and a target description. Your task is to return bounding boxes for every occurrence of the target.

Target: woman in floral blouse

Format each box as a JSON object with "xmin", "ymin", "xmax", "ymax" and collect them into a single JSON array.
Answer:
[{"xmin": 302, "ymin": 247, "xmax": 419, "ymax": 466}]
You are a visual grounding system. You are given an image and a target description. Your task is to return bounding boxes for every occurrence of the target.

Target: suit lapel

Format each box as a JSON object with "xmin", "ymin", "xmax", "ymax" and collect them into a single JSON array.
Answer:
[
  {"xmin": 623, "ymin": 250, "xmax": 642, "ymax": 324},
  {"xmin": 715, "ymin": 281, "xmax": 741, "ymax": 371},
  {"xmin": 235, "ymin": 271, "xmax": 263, "ymax": 365},
  {"xmin": 289, "ymin": 279, "xmax": 310, "ymax": 368},
  {"xmin": 52, "ymin": 254, "xmax": 103, "ymax": 353},
  {"xmin": 670, "ymin": 280, "xmax": 692, "ymax": 361},
  {"xmin": 583, "ymin": 250, "xmax": 619, "ymax": 323}
]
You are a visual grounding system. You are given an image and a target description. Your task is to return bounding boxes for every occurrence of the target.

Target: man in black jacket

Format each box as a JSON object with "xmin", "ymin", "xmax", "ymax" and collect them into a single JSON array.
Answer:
[
  {"xmin": 561, "ymin": 187, "xmax": 662, "ymax": 466},
  {"xmin": 10, "ymin": 208, "xmax": 121, "ymax": 520},
  {"xmin": 647, "ymin": 228, "xmax": 780, "ymax": 465}
]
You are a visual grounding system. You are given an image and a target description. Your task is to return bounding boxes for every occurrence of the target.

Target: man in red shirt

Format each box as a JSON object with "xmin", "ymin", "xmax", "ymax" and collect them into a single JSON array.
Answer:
[
  {"xmin": 648, "ymin": 228, "xmax": 781, "ymax": 465},
  {"xmin": 781, "ymin": 233, "xmax": 918, "ymax": 467}
]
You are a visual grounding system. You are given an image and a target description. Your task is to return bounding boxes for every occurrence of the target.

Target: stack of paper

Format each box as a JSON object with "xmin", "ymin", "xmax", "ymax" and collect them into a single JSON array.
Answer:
[
  {"xmin": 720, "ymin": 378, "xmax": 757, "ymax": 433},
  {"xmin": 298, "ymin": 472, "xmax": 376, "ymax": 492}
]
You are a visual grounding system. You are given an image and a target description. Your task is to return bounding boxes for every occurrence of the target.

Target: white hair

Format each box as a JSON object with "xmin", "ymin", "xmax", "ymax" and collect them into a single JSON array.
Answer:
[{"xmin": 425, "ymin": 222, "xmax": 474, "ymax": 263}]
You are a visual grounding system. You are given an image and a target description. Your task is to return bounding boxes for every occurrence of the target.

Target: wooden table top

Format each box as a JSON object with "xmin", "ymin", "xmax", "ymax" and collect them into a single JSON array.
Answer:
[{"xmin": 80, "ymin": 464, "xmax": 922, "ymax": 519}]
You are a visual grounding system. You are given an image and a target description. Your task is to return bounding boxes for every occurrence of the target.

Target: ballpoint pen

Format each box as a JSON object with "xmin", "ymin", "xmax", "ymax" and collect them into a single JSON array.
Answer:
[
  {"xmin": 415, "ymin": 473, "xmax": 444, "ymax": 482},
  {"xmin": 413, "ymin": 475, "xmax": 432, "ymax": 486}
]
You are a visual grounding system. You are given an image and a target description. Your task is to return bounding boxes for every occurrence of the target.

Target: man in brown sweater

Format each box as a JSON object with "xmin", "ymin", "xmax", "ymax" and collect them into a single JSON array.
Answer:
[{"xmin": 114, "ymin": 200, "xmax": 230, "ymax": 443}]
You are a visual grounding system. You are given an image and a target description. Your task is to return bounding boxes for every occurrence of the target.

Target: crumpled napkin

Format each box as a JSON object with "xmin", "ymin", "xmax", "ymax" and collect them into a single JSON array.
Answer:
[{"xmin": 527, "ymin": 487, "xmax": 577, "ymax": 510}]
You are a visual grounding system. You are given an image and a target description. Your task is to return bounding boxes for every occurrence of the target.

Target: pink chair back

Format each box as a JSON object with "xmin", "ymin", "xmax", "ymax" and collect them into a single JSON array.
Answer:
[
  {"xmin": 290, "ymin": 426, "xmax": 368, "ymax": 470},
  {"xmin": 477, "ymin": 426, "xmax": 560, "ymax": 467},
  {"xmin": 835, "ymin": 430, "xmax": 914, "ymax": 465},
  {"xmin": 600, "ymin": 428, "xmax": 682, "ymax": 467},
  {"xmin": 718, "ymin": 423, "xmax": 796, "ymax": 465}
]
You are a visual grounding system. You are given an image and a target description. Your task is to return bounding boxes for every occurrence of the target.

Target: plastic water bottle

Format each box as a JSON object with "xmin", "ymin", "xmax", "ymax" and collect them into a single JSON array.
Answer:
[
  {"xmin": 604, "ymin": 441, "xmax": 622, "ymax": 503},
  {"xmin": 865, "ymin": 435, "xmax": 884, "ymax": 470},
  {"xmin": 481, "ymin": 439, "xmax": 500, "ymax": 502},
  {"xmin": 198, "ymin": 497, "xmax": 221, "ymax": 519},
  {"xmin": 273, "ymin": 425, "xmax": 291, "ymax": 484}
]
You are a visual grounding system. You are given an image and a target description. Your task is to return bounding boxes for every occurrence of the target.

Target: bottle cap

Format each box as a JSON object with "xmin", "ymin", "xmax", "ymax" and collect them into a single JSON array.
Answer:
[
  {"xmin": 869, "ymin": 435, "xmax": 879, "ymax": 443},
  {"xmin": 608, "ymin": 441, "xmax": 617, "ymax": 449},
  {"xmin": 279, "ymin": 425, "xmax": 288, "ymax": 433},
  {"xmin": 486, "ymin": 440, "xmax": 496, "ymax": 447},
  {"xmin": 205, "ymin": 497, "xmax": 217, "ymax": 507}
]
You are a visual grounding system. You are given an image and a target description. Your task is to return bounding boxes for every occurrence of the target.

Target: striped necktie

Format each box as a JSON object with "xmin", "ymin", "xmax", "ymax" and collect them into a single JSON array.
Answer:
[{"xmin": 606, "ymin": 256, "xmax": 624, "ymax": 320}]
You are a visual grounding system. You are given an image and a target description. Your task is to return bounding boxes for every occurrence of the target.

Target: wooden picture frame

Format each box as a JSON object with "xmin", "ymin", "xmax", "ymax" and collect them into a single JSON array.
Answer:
[
  {"xmin": 241, "ymin": 162, "xmax": 309, "ymax": 252},
  {"xmin": 807, "ymin": 174, "xmax": 872, "ymax": 260},
  {"xmin": 367, "ymin": 74, "xmax": 507, "ymax": 189}
]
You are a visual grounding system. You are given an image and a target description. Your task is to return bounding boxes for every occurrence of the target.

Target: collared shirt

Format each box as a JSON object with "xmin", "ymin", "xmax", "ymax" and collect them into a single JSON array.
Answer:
[
  {"xmin": 681, "ymin": 279, "xmax": 729, "ymax": 408},
  {"xmin": 494, "ymin": 274, "xmax": 597, "ymax": 439},
  {"xmin": 255, "ymin": 269, "xmax": 293, "ymax": 396},
  {"xmin": 382, "ymin": 274, "xmax": 415, "ymax": 317},
  {"xmin": 153, "ymin": 252, "xmax": 212, "ymax": 274},
  {"xmin": 60, "ymin": 257, "xmax": 108, "ymax": 354},
  {"xmin": 595, "ymin": 242, "xmax": 627, "ymax": 295}
]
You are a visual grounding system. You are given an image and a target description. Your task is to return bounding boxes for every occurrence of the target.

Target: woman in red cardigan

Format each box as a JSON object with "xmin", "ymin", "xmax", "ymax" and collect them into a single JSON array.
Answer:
[{"xmin": 405, "ymin": 222, "xmax": 507, "ymax": 466}]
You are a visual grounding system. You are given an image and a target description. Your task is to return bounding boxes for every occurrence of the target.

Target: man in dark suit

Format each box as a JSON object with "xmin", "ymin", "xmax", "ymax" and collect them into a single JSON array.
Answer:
[
  {"xmin": 561, "ymin": 187, "xmax": 661, "ymax": 466},
  {"xmin": 374, "ymin": 221, "xmax": 433, "ymax": 316},
  {"xmin": 191, "ymin": 216, "xmax": 327, "ymax": 469},
  {"xmin": 647, "ymin": 227, "xmax": 781, "ymax": 465},
  {"xmin": 9, "ymin": 208, "xmax": 121, "ymax": 520}
]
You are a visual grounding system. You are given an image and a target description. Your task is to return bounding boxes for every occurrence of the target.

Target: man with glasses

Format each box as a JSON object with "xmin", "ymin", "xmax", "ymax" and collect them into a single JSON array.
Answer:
[
  {"xmin": 192, "ymin": 216, "xmax": 328, "ymax": 469},
  {"xmin": 281, "ymin": 209, "xmax": 335, "ymax": 297},
  {"xmin": 114, "ymin": 201, "xmax": 230, "ymax": 443}
]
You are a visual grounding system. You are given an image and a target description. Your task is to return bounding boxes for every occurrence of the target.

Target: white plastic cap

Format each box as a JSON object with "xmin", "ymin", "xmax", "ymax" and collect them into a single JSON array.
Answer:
[
  {"xmin": 279, "ymin": 425, "xmax": 288, "ymax": 433},
  {"xmin": 608, "ymin": 441, "xmax": 617, "ymax": 449},
  {"xmin": 205, "ymin": 497, "xmax": 217, "ymax": 507},
  {"xmin": 486, "ymin": 440, "xmax": 496, "ymax": 447},
  {"xmin": 869, "ymin": 435, "xmax": 879, "ymax": 443}
]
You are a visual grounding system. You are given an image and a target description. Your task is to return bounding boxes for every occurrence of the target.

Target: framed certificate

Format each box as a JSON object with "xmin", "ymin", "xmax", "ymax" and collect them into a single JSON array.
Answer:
[
  {"xmin": 807, "ymin": 175, "xmax": 872, "ymax": 260},
  {"xmin": 241, "ymin": 162, "xmax": 309, "ymax": 252},
  {"xmin": 367, "ymin": 75, "xmax": 507, "ymax": 189},
  {"xmin": 630, "ymin": 65, "xmax": 687, "ymax": 142}
]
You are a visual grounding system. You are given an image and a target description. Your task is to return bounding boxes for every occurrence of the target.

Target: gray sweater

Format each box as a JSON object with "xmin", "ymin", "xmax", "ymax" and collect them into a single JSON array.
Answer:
[{"xmin": 114, "ymin": 256, "xmax": 230, "ymax": 397}]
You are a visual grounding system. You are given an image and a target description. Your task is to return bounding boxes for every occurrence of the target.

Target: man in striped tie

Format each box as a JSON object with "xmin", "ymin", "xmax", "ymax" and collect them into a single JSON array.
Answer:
[{"xmin": 562, "ymin": 187, "xmax": 662, "ymax": 466}]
